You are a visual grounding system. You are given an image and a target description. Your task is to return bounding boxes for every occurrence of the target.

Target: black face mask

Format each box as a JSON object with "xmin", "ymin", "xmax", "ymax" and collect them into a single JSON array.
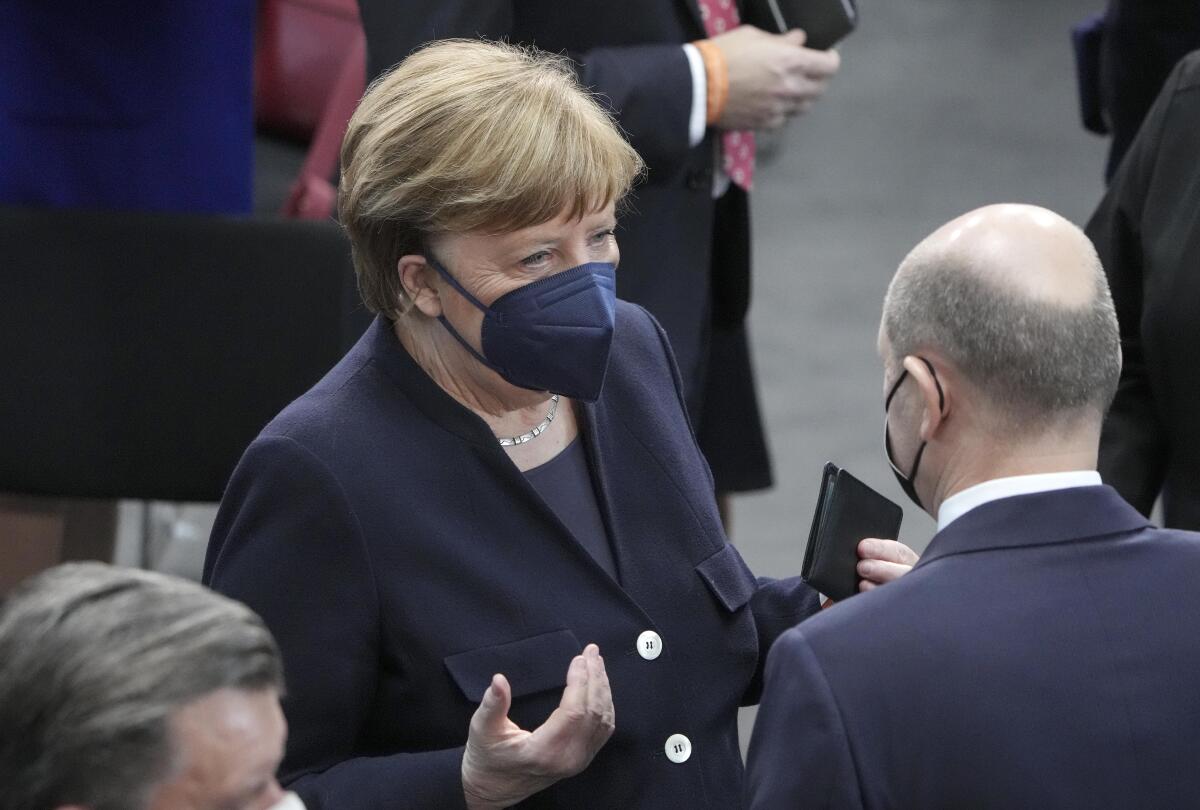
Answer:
[{"xmin": 884, "ymin": 357, "xmax": 944, "ymax": 511}]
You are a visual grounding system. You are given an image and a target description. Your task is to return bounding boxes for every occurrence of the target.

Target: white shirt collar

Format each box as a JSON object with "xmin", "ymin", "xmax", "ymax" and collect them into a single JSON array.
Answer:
[{"xmin": 936, "ymin": 470, "xmax": 1103, "ymax": 531}]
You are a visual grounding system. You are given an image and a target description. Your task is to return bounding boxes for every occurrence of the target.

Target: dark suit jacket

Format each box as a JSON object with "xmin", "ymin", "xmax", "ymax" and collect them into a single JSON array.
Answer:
[
  {"xmin": 204, "ymin": 303, "xmax": 817, "ymax": 809},
  {"xmin": 746, "ymin": 486, "xmax": 1200, "ymax": 809},
  {"xmin": 1100, "ymin": 1, "xmax": 1200, "ymax": 179},
  {"xmin": 356, "ymin": 0, "xmax": 756, "ymax": 410},
  {"xmin": 1088, "ymin": 52, "xmax": 1200, "ymax": 528}
]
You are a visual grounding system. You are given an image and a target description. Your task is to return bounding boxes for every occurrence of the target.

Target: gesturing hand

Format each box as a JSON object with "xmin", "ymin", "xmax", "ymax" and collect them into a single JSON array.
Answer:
[
  {"xmin": 856, "ymin": 538, "xmax": 920, "ymax": 592},
  {"xmin": 710, "ymin": 25, "xmax": 841, "ymax": 130},
  {"xmin": 462, "ymin": 644, "xmax": 615, "ymax": 810}
]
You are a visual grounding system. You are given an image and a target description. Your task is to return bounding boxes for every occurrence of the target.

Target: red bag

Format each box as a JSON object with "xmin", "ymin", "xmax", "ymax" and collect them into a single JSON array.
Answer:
[{"xmin": 255, "ymin": 0, "xmax": 366, "ymax": 219}]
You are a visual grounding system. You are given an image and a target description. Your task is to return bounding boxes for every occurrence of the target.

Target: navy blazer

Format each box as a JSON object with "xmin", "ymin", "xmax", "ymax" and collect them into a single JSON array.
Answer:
[
  {"xmin": 204, "ymin": 303, "xmax": 817, "ymax": 809},
  {"xmin": 746, "ymin": 486, "xmax": 1200, "ymax": 809}
]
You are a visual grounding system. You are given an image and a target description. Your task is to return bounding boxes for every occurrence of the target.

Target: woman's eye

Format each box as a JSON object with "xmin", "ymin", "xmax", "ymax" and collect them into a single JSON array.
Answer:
[
  {"xmin": 591, "ymin": 229, "xmax": 617, "ymax": 244},
  {"xmin": 521, "ymin": 251, "xmax": 552, "ymax": 267}
]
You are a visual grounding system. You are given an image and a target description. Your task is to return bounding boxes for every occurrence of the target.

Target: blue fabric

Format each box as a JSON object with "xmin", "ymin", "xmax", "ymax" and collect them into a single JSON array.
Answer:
[
  {"xmin": 0, "ymin": 3, "xmax": 254, "ymax": 212},
  {"xmin": 747, "ymin": 486, "xmax": 1200, "ymax": 808},
  {"xmin": 524, "ymin": 437, "xmax": 617, "ymax": 580},
  {"xmin": 204, "ymin": 303, "xmax": 819, "ymax": 809}
]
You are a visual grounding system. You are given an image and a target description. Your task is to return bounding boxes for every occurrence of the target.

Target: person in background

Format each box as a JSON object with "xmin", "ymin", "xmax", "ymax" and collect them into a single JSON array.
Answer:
[
  {"xmin": 356, "ymin": 0, "xmax": 842, "ymax": 525},
  {"xmin": 1076, "ymin": 0, "xmax": 1200, "ymax": 180},
  {"xmin": 1087, "ymin": 52, "xmax": 1200, "ymax": 528},
  {"xmin": 746, "ymin": 204, "xmax": 1200, "ymax": 808},
  {"xmin": 0, "ymin": 562, "xmax": 303, "ymax": 810},
  {"xmin": 205, "ymin": 40, "xmax": 911, "ymax": 810}
]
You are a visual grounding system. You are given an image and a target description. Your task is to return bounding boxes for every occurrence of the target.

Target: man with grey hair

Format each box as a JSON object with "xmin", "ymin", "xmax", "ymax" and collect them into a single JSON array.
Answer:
[
  {"xmin": 0, "ymin": 563, "xmax": 306, "ymax": 810},
  {"xmin": 745, "ymin": 204, "xmax": 1200, "ymax": 808}
]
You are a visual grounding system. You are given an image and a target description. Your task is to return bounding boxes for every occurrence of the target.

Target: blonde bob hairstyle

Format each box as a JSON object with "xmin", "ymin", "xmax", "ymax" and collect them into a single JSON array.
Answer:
[{"xmin": 338, "ymin": 39, "xmax": 645, "ymax": 319}]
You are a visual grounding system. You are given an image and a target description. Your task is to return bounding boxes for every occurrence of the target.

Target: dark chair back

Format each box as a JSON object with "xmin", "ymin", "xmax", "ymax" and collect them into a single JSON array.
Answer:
[{"xmin": 0, "ymin": 206, "xmax": 369, "ymax": 501}]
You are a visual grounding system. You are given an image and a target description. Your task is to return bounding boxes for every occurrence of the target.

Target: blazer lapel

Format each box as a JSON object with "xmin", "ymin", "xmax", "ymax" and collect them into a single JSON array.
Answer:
[{"xmin": 578, "ymin": 399, "xmax": 628, "ymax": 586}]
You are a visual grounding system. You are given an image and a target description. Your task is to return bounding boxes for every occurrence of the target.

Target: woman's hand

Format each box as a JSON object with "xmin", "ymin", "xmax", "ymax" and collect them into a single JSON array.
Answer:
[
  {"xmin": 462, "ymin": 644, "xmax": 615, "ymax": 810},
  {"xmin": 856, "ymin": 539, "xmax": 920, "ymax": 592}
]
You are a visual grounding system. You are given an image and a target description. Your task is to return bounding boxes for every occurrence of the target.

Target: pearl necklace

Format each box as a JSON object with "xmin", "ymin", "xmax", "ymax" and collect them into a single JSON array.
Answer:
[{"xmin": 497, "ymin": 395, "xmax": 560, "ymax": 446}]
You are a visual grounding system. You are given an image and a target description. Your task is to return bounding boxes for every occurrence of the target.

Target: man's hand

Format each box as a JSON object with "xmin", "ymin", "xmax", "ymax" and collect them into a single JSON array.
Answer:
[
  {"xmin": 709, "ymin": 25, "xmax": 841, "ymax": 130},
  {"xmin": 856, "ymin": 539, "xmax": 920, "ymax": 592},
  {"xmin": 462, "ymin": 644, "xmax": 615, "ymax": 810}
]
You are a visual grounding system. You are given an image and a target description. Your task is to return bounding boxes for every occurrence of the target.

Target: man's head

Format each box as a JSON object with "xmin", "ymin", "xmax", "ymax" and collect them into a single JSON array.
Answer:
[
  {"xmin": 0, "ymin": 563, "xmax": 290, "ymax": 810},
  {"xmin": 879, "ymin": 204, "xmax": 1121, "ymax": 512}
]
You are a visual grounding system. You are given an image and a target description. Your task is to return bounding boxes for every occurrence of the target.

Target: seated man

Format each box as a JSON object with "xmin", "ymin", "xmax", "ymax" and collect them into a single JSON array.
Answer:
[
  {"xmin": 0, "ymin": 563, "xmax": 304, "ymax": 810},
  {"xmin": 746, "ymin": 204, "xmax": 1200, "ymax": 808}
]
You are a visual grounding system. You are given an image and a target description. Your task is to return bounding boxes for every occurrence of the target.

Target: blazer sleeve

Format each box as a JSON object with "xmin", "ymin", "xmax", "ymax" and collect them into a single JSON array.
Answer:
[
  {"xmin": 204, "ymin": 435, "xmax": 469, "ymax": 810},
  {"xmin": 1086, "ymin": 58, "xmax": 1185, "ymax": 515},
  {"xmin": 640, "ymin": 303, "xmax": 821, "ymax": 703},
  {"xmin": 745, "ymin": 628, "xmax": 864, "ymax": 810},
  {"xmin": 357, "ymin": 0, "xmax": 697, "ymax": 179},
  {"xmin": 570, "ymin": 44, "xmax": 696, "ymax": 179}
]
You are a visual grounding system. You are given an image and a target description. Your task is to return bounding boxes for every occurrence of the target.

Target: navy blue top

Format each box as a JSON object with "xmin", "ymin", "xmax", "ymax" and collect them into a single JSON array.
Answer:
[{"xmin": 524, "ymin": 436, "xmax": 617, "ymax": 580}]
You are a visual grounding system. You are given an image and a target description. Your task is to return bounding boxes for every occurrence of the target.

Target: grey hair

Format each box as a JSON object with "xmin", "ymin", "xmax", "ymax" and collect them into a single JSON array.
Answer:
[
  {"xmin": 0, "ymin": 563, "xmax": 283, "ymax": 810},
  {"xmin": 882, "ymin": 245, "xmax": 1121, "ymax": 428}
]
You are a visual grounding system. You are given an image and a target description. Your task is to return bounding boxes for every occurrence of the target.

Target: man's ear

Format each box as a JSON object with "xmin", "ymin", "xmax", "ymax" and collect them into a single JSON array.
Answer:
[
  {"xmin": 903, "ymin": 355, "xmax": 949, "ymax": 442},
  {"xmin": 397, "ymin": 255, "xmax": 442, "ymax": 318}
]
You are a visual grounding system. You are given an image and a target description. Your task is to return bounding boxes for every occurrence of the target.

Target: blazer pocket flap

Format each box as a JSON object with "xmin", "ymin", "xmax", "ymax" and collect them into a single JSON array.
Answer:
[
  {"xmin": 696, "ymin": 543, "xmax": 759, "ymax": 612},
  {"xmin": 445, "ymin": 629, "xmax": 582, "ymax": 703}
]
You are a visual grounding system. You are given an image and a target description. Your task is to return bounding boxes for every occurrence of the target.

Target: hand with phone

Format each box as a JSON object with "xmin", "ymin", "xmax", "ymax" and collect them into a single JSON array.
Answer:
[{"xmin": 708, "ymin": 25, "xmax": 841, "ymax": 130}]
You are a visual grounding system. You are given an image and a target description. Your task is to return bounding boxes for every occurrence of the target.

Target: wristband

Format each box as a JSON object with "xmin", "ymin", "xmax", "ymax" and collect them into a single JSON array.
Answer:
[{"xmin": 692, "ymin": 39, "xmax": 729, "ymax": 126}]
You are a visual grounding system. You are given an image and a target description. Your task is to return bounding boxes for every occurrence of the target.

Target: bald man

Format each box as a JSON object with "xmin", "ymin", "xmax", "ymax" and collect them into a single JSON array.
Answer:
[{"xmin": 745, "ymin": 204, "xmax": 1200, "ymax": 808}]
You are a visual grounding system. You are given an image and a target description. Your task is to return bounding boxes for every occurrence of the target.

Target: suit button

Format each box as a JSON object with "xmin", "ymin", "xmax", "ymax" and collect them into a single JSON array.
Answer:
[
  {"xmin": 664, "ymin": 733, "xmax": 692, "ymax": 763},
  {"xmin": 637, "ymin": 630, "xmax": 663, "ymax": 660},
  {"xmin": 686, "ymin": 168, "xmax": 712, "ymax": 190}
]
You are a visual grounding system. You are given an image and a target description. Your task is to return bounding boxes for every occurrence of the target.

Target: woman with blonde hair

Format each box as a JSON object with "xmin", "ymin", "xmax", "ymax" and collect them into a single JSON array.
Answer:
[{"xmin": 206, "ymin": 39, "xmax": 908, "ymax": 808}]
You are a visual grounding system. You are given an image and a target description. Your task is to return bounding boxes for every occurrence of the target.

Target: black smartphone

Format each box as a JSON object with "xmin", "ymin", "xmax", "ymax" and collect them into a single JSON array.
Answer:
[{"xmin": 749, "ymin": 0, "xmax": 858, "ymax": 50}]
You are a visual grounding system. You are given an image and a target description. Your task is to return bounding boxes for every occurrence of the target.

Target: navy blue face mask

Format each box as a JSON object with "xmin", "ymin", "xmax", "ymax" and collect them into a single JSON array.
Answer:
[
  {"xmin": 884, "ymin": 357, "xmax": 944, "ymax": 511},
  {"xmin": 427, "ymin": 257, "xmax": 618, "ymax": 403}
]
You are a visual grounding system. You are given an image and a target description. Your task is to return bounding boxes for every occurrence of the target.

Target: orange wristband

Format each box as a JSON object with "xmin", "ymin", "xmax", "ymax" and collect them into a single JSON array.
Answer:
[{"xmin": 692, "ymin": 39, "xmax": 728, "ymax": 126}]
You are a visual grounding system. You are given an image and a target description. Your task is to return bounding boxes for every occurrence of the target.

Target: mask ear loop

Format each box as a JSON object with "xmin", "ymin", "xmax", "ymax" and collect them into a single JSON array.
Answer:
[
  {"xmin": 883, "ymin": 357, "xmax": 945, "ymax": 479},
  {"xmin": 424, "ymin": 254, "xmax": 505, "ymax": 372}
]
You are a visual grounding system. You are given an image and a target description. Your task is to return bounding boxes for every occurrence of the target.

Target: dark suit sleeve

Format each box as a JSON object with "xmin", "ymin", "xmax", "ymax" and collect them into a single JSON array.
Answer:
[
  {"xmin": 745, "ymin": 628, "xmax": 864, "ymax": 810},
  {"xmin": 640, "ymin": 303, "xmax": 821, "ymax": 702},
  {"xmin": 204, "ymin": 436, "xmax": 469, "ymax": 810},
  {"xmin": 357, "ymin": 1, "xmax": 697, "ymax": 179},
  {"xmin": 1086, "ymin": 59, "xmax": 1186, "ymax": 515},
  {"xmin": 570, "ymin": 44, "xmax": 695, "ymax": 178}
]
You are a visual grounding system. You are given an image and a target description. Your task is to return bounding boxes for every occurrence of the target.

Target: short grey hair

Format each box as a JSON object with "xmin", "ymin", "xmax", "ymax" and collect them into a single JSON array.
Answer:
[
  {"xmin": 882, "ymin": 246, "xmax": 1121, "ymax": 427},
  {"xmin": 0, "ymin": 563, "xmax": 283, "ymax": 810}
]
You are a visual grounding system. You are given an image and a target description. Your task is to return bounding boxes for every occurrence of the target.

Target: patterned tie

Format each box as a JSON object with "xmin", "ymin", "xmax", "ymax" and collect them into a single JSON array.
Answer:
[{"xmin": 697, "ymin": 0, "xmax": 755, "ymax": 190}]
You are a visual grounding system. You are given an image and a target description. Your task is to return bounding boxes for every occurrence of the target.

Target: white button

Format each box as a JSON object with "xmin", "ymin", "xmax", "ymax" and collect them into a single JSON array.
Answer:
[
  {"xmin": 664, "ymin": 733, "xmax": 692, "ymax": 763},
  {"xmin": 637, "ymin": 630, "xmax": 663, "ymax": 660}
]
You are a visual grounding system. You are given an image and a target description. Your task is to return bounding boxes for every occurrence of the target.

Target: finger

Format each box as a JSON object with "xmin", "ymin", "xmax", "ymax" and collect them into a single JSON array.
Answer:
[
  {"xmin": 859, "ymin": 579, "xmax": 878, "ymax": 593},
  {"xmin": 778, "ymin": 76, "xmax": 829, "ymax": 103},
  {"xmin": 471, "ymin": 673, "xmax": 513, "ymax": 736},
  {"xmin": 584, "ymin": 647, "xmax": 616, "ymax": 745},
  {"xmin": 557, "ymin": 653, "xmax": 589, "ymax": 714},
  {"xmin": 762, "ymin": 111, "xmax": 787, "ymax": 130},
  {"xmin": 859, "ymin": 538, "xmax": 920, "ymax": 566},
  {"xmin": 795, "ymin": 49, "xmax": 842, "ymax": 78},
  {"xmin": 857, "ymin": 558, "xmax": 912, "ymax": 585},
  {"xmin": 783, "ymin": 28, "xmax": 807, "ymax": 47}
]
